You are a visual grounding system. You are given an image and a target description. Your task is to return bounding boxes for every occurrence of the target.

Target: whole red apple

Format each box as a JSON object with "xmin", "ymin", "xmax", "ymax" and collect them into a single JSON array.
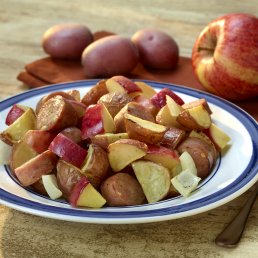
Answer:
[{"xmin": 192, "ymin": 13, "xmax": 258, "ymax": 101}]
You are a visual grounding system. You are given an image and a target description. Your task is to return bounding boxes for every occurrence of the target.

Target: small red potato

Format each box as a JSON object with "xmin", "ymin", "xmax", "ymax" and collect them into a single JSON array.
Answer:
[
  {"xmin": 81, "ymin": 35, "xmax": 139, "ymax": 78},
  {"xmin": 81, "ymin": 80, "xmax": 108, "ymax": 107},
  {"xmin": 42, "ymin": 24, "xmax": 93, "ymax": 59},
  {"xmin": 56, "ymin": 160, "xmax": 83, "ymax": 200},
  {"xmin": 101, "ymin": 173, "xmax": 146, "ymax": 206},
  {"xmin": 132, "ymin": 29, "xmax": 179, "ymax": 69}
]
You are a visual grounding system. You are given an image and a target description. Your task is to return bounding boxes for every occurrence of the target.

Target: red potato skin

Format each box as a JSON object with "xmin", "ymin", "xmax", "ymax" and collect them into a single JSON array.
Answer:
[
  {"xmin": 14, "ymin": 150, "xmax": 58, "ymax": 187},
  {"xmin": 81, "ymin": 35, "xmax": 139, "ymax": 78},
  {"xmin": 132, "ymin": 29, "xmax": 179, "ymax": 69},
  {"xmin": 81, "ymin": 80, "xmax": 108, "ymax": 107},
  {"xmin": 36, "ymin": 95, "xmax": 78, "ymax": 132},
  {"xmin": 56, "ymin": 160, "xmax": 83, "ymax": 200},
  {"xmin": 101, "ymin": 173, "xmax": 146, "ymax": 206},
  {"xmin": 81, "ymin": 144, "xmax": 109, "ymax": 188},
  {"xmin": 42, "ymin": 24, "xmax": 93, "ymax": 60}
]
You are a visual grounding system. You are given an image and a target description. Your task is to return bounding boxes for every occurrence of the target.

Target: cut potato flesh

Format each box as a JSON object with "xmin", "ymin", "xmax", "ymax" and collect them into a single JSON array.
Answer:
[
  {"xmin": 166, "ymin": 95, "xmax": 183, "ymax": 116},
  {"xmin": 132, "ymin": 161, "xmax": 170, "ymax": 203},
  {"xmin": 188, "ymin": 105, "xmax": 211, "ymax": 129},
  {"xmin": 171, "ymin": 169, "xmax": 201, "ymax": 197},
  {"xmin": 125, "ymin": 113, "xmax": 166, "ymax": 132},
  {"xmin": 108, "ymin": 140, "xmax": 147, "ymax": 172},
  {"xmin": 42, "ymin": 174, "xmax": 62, "ymax": 200}
]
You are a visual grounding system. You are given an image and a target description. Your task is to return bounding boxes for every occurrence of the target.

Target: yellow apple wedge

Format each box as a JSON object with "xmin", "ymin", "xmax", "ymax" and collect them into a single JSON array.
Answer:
[
  {"xmin": 124, "ymin": 113, "xmax": 167, "ymax": 144},
  {"xmin": 0, "ymin": 108, "xmax": 36, "ymax": 145},
  {"xmin": 69, "ymin": 176, "xmax": 106, "ymax": 208},
  {"xmin": 132, "ymin": 160, "xmax": 170, "ymax": 203},
  {"xmin": 108, "ymin": 139, "xmax": 148, "ymax": 172},
  {"xmin": 204, "ymin": 123, "xmax": 231, "ymax": 150}
]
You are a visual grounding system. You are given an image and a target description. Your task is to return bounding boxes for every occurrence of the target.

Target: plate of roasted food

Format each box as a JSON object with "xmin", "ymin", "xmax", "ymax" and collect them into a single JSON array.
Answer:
[{"xmin": 0, "ymin": 77, "xmax": 257, "ymax": 224}]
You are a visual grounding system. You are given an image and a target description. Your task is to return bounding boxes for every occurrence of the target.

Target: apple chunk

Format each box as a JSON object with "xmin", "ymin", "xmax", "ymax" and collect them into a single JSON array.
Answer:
[
  {"xmin": 132, "ymin": 160, "xmax": 170, "ymax": 203},
  {"xmin": 5, "ymin": 104, "xmax": 29, "ymax": 126},
  {"xmin": 151, "ymin": 88, "xmax": 184, "ymax": 108},
  {"xmin": 14, "ymin": 150, "xmax": 58, "ymax": 186},
  {"xmin": 177, "ymin": 104, "xmax": 211, "ymax": 130},
  {"xmin": 0, "ymin": 108, "xmax": 36, "ymax": 145},
  {"xmin": 204, "ymin": 123, "xmax": 231, "ymax": 150},
  {"xmin": 81, "ymin": 103, "xmax": 115, "ymax": 139},
  {"xmin": 70, "ymin": 177, "xmax": 106, "ymax": 208},
  {"xmin": 124, "ymin": 113, "xmax": 167, "ymax": 144},
  {"xmin": 81, "ymin": 144, "xmax": 109, "ymax": 188},
  {"xmin": 108, "ymin": 139, "xmax": 148, "ymax": 172},
  {"xmin": 49, "ymin": 133, "xmax": 87, "ymax": 168},
  {"xmin": 144, "ymin": 145, "xmax": 180, "ymax": 175},
  {"xmin": 106, "ymin": 75, "xmax": 141, "ymax": 94}
]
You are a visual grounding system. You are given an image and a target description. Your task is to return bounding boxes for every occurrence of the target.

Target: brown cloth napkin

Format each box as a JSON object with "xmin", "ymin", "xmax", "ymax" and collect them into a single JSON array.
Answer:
[{"xmin": 17, "ymin": 31, "xmax": 258, "ymax": 121}]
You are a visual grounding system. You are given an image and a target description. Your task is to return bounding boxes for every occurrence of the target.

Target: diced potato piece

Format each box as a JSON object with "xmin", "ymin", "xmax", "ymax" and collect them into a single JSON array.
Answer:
[{"xmin": 132, "ymin": 160, "xmax": 170, "ymax": 203}]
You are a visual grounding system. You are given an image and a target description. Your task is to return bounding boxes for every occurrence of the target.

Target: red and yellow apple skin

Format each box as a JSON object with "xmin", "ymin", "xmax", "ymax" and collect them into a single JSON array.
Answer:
[
  {"xmin": 192, "ymin": 13, "xmax": 258, "ymax": 101},
  {"xmin": 49, "ymin": 133, "xmax": 87, "ymax": 168},
  {"xmin": 5, "ymin": 105, "xmax": 26, "ymax": 126}
]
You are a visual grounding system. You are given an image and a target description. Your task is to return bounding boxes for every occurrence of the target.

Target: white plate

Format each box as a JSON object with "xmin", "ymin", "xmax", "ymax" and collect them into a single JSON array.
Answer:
[{"xmin": 0, "ymin": 80, "xmax": 257, "ymax": 224}]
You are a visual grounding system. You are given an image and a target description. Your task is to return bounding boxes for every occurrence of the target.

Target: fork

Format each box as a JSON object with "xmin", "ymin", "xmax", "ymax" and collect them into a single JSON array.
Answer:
[{"xmin": 215, "ymin": 181, "xmax": 258, "ymax": 247}]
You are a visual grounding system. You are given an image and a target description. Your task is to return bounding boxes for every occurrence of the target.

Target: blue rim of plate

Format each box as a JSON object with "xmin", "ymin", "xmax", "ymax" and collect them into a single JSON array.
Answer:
[{"xmin": 0, "ymin": 80, "xmax": 257, "ymax": 222}]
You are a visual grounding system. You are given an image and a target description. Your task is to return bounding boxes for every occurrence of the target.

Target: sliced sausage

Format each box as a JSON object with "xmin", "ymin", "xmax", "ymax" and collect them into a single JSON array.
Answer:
[
  {"xmin": 177, "ymin": 137, "xmax": 216, "ymax": 179},
  {"xmin": 36, "ymin": 95, "xmax": 78, "ymax": 132}
]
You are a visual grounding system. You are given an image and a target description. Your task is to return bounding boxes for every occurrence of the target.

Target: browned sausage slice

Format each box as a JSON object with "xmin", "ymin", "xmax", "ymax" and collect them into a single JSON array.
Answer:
[
  {"xmin": 177, "ymin": 137, "xmax": 216, "ymax": 179},
  {"xmin": 36, "ymin": 95, "xmax": 78, "ymax": 132}
]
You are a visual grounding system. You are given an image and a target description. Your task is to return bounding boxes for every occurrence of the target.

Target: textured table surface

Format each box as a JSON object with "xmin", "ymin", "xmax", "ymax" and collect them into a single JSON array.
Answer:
[{"xmin": 0, "ymin": 1, "xmax": 257, "ymax": 257}]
